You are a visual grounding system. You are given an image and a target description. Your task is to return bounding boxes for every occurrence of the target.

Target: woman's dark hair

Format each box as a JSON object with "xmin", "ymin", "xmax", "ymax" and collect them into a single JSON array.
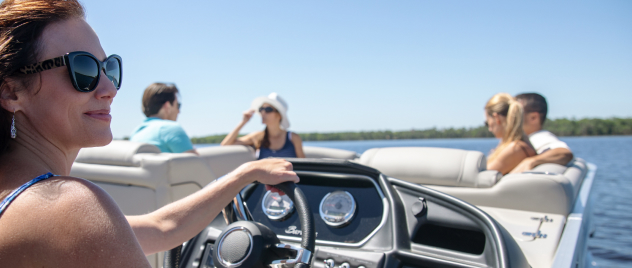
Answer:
[
  {"xmin": 0, "ymin": 0, "xmax": 85, "ymax": 154},
  {"xmin": 141, "ymin": 83, "xmax": 179, "ymax": 117},
  {"xmin": 260, "ymin": 127, "xmax": 271, "ymax": 149}
]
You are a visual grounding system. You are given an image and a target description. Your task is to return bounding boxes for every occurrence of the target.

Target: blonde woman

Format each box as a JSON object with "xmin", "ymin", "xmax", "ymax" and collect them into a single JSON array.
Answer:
[{"xmin": 484, "ymin": 93, "xmax": 536, "ymax": 174}]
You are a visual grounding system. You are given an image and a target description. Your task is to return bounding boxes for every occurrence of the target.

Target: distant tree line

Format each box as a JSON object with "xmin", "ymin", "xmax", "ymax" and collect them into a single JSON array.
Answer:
[
  {"xmin": 543, "ymin": 117, "xmax": 632, "ymax": 136},
  {"xmin": 189, "ymin": 117, "xmax": 632, "ymax": 144}
]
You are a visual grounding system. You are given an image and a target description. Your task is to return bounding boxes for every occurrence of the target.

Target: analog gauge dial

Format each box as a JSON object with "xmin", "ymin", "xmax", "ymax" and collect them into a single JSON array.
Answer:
[
  {"xmin": 319, "ymin": 191, "xmax": 356, "ymax": 227},
  {"xmin": 262, "ymin": 190, "xmax": 294, "ymax": 221}
]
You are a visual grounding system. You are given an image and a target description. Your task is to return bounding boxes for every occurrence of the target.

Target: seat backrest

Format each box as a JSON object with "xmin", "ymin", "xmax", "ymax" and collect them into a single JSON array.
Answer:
[
  {"xmin": 303, "ymin": 146, "xmax": 359, "ymax": 160},
  {"xmin": 71, "ymin": 141, "xmax": 217, "ymax": 212},
  {"xmin": 359, "ymin": 147, "xmax": 501, "ymax": 188},
  {"xmin": 526, "ymin": 157, "xmax": 588, "ymax": 202},
  {"xmin": 196, "ymin": 145, "xmax": 257, "ymax": 177},
  {"xmin": 75, "ymin": 140, "xmax": 161, "ymax": 167}
]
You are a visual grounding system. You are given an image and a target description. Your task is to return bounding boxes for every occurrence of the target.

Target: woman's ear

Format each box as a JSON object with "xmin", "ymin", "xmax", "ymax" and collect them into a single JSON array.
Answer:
[{"xmin": 0, "ymin": 78, "xmax": 23, "ymax": 112}]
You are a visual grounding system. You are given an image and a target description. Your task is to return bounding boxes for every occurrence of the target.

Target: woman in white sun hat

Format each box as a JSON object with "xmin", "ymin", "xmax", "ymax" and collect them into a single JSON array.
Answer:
[{"xmin": 221, "ymin": 93, "xmax": 305, "ymax": 159}]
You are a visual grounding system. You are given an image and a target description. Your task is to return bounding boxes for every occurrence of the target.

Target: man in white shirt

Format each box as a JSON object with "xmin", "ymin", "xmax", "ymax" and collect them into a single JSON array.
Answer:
[{"xmin": 510, "ymin": 93, "xmax": 574, "ymax": 173}]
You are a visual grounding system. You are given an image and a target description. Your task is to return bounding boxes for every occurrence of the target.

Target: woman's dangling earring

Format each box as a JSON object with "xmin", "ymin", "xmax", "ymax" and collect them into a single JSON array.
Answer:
[{"xmin": 10, "ymin": 109, "xmax": 16, "ymax": 139}]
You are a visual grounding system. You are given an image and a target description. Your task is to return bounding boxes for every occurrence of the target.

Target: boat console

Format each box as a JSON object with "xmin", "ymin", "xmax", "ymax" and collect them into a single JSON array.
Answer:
[{"xmin": 193, "ymin": 159, "xmax": 532, "ymax": 268}]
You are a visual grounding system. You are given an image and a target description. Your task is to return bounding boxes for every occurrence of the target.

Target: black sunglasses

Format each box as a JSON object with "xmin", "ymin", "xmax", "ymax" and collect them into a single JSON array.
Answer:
[
  {"xmin": 18, "ymin": 51, "xmax": 122, "ymax": 92},
  {"xmin": 259, "ymin": 106, "xmax": 276, "ymax": 113}
]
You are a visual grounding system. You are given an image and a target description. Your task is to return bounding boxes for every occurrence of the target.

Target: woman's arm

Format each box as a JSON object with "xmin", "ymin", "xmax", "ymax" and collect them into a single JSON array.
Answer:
[
  {"xmin": 291, "ymin": 132, "xmax": 306, "ymax": 158},
  {"xmin": 221, "ymin": 110, "xmax": 255, "ymax": 146},
  {"xmin": 487, "ymin": 141, "xmax": 530, "ymax": 175},
  {"xmin": 126, "ymin": 158, "xmax": 299, "ymax": 255}
]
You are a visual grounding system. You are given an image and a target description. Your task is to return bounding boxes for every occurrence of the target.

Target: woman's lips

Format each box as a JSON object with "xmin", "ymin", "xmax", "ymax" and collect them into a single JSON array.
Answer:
[{"xmin": 85, "ymin": 110, "xmax": 112, "ymax": 122}]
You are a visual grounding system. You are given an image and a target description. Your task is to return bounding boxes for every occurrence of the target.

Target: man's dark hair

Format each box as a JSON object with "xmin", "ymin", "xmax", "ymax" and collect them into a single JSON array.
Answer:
[
  {"xmin": 142, "ymin": 83, "xmax": 179, "ymax": 117},
  {"xmin": 515, "ymin": 93, "xmax": 548, "ymax": 125}
]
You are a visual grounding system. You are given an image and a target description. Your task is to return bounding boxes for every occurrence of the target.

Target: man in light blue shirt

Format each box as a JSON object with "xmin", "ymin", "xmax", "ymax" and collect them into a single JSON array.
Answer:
[{"xmin": 130, "ymin": 83, "xmax": 198, "ymax": 154}]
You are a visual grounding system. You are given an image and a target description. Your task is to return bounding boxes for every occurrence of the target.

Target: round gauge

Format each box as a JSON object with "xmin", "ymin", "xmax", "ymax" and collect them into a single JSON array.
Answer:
[
  {"xmin": 261, "ymin": 190, "xmax": 294, "ymax": 221},
  {"xmin": 319, "ymin": 191, "xmax": 356, "ymax": 227}
]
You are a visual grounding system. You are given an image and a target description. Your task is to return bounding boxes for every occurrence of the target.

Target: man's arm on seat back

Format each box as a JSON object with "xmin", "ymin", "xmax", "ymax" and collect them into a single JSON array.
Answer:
[{"xmin": 510, "ymin": 147, "xmax": 574, "ymax": 173}]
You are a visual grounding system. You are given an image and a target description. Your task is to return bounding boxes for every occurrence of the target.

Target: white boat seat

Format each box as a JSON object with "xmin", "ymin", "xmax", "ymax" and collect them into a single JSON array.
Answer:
[
  {"xmin": 72, "ymin": 141, "xmax": 217, "ymax": 216},
  {"xmin": 75, "ymin": 140, "xmax": 161, "ymax": 167},
  {"xmin": 527, "ymin": 159, "xmax": 587, "ymax": 201},
  {"xmin": 530, "ymin": 163, "xmax": 568, "ymax": 174},
  {"xmin": 429, "ymin": 158, "xmax": 587, "ymax": 216},
  {"xmin": 304, "ymin": 146, "xmax": 359, "ymax": 160},
  {"xmin": 359, "ymin": 147, "xmax": 501, "ymax": 188},
  {"xmin": 358, "ymin": 146, "xmax": 588, "ymax": 215},
  {"xmin": 197, "ymin": 145, "xmax": 256, "ymax": 178}
]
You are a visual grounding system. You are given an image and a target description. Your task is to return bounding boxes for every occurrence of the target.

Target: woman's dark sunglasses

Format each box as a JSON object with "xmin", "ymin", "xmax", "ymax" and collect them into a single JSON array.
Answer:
[
  {"xmin": 259, "ymin": 106, "xmax": 276, "ymax": 113},
  {"xmin": 18, "ymin": 51, "xmax": 122, "ymax": 92}
]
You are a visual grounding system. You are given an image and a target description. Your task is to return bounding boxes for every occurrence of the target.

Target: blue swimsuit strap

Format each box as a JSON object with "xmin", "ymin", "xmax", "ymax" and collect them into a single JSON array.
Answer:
[{"xmin": 0, "ymin": 172, "xmax": 56, "ymax": 217}]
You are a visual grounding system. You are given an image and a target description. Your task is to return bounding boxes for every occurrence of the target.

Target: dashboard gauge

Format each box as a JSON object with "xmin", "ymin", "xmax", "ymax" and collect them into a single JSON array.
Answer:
[
  {"xmin": 261, "ymin": 190, "xmax": 294, "ymax": 221},
  {"xmin": 319, "ymin": 191, "xmax": 356, "ymax": 227}
]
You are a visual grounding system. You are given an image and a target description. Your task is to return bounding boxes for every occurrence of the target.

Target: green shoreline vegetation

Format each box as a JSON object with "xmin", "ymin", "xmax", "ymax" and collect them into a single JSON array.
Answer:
[{"xmin": 184, "ymin": 117, "xmax": 631, "ymax": 144}]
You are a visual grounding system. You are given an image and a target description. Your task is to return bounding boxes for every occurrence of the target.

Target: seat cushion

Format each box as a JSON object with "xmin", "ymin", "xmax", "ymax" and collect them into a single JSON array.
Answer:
[{"xmin": 359, "ymin": 147, "xmax": 499, "ymax": 188}]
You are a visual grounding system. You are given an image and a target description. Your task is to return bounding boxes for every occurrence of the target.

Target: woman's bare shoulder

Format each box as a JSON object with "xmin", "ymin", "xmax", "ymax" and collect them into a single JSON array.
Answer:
[
  {"xmin": 509, "ymin": 140, "xmax": 536, "ymax": 156},
  {"xmin": 0, "ymin": 176, "xmax": 150, "ymax": 267},
  {"xmin": 290, "ymin": 132, "xmax": 303, "ymax": 142}
]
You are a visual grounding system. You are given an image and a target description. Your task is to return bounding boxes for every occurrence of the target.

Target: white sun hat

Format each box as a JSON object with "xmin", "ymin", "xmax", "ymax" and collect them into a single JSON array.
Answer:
[{"xmin": 250, "ymin": 92, "xmax": 290, "ymax": 130}]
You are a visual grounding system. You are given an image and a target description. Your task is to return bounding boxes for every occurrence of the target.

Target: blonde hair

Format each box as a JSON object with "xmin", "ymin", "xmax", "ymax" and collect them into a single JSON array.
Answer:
[{"xmin": 485, "ymin": 93, "xmax": 527, "ymax": 162}]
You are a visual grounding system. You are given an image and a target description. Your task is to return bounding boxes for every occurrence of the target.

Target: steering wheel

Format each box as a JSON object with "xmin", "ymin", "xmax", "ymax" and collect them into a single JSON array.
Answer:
[{"xmin": 164, "ymin": 182, "xmax": 315, "ymax": 268}]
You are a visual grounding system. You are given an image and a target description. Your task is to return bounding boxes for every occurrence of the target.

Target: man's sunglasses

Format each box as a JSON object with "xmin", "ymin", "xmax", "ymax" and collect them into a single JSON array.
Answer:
[
  {"xmin": 18, "ymin": 51, "xmax": 122, "ymax": 92},
  {"xmin": 259, "ymin": 106, "xmax": 276, "ymax": 113}
]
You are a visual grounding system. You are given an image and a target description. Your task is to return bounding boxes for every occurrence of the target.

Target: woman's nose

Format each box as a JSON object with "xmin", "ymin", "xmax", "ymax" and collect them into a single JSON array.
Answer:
[{"xmin": 94, "ymin": 70, "xmax": 118, "ymax": 99}]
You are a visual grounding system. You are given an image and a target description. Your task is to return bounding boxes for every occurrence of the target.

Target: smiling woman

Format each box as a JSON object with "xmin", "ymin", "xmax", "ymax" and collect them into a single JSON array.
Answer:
[{"xmin": 0, "ymin": 1, "xmax": 299, "ymax": 267}]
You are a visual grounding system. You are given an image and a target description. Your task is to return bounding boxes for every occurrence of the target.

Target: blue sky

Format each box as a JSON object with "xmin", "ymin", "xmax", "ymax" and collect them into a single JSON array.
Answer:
[{"xmin": 81, "ymin": 0, "xmax": 632, "ymax": 139}]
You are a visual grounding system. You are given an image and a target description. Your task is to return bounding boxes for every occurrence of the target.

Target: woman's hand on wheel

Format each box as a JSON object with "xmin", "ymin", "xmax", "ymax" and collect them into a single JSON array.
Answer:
[{"xmin": 238, "ymin": 158, "xmax": 299, "ymax": 186}]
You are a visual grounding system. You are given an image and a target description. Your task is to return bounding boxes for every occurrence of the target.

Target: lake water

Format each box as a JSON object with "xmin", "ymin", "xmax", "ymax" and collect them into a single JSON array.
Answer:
[{"xmin": 198, "ymin": 136, "xmax": 632, "ymax": 267}]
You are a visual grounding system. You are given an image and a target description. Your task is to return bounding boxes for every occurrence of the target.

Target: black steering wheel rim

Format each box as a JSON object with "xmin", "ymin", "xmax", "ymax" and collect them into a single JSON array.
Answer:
[{"xmin": 272, "ymin": 182, "xmax": 316, "ymax": 254}]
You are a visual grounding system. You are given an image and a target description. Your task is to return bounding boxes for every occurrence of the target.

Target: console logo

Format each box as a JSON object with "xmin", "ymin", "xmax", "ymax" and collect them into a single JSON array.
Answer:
[{"xmin": 285, "ymin": 226, "xmax": 318, "ymax": 237}]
